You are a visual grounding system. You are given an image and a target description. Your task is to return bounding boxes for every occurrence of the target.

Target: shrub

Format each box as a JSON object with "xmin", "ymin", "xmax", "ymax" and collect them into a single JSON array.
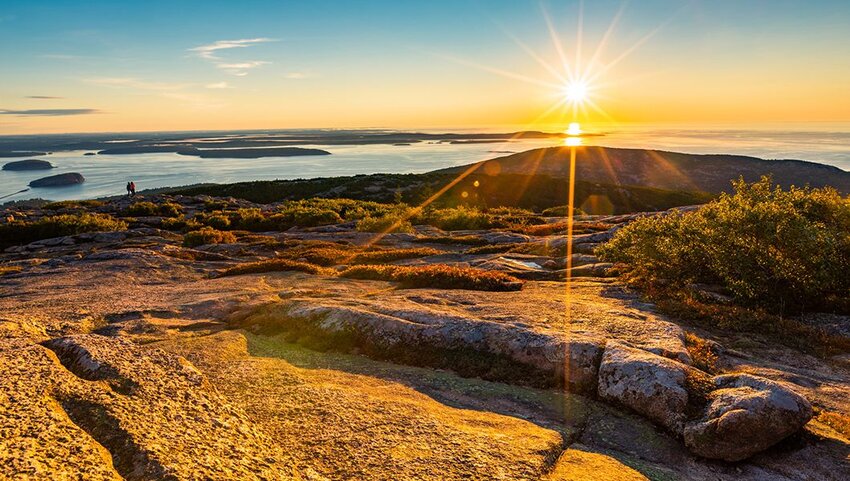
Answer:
[
  {"xmin": 350, "ymin": 247, "xmax": 440, "ymax": 264},
  {"xmin": 200, "ymin": 213, "xmax": 231, "ymax": 230},
  {"xmin": 415, "ymin": 235, "xmax": 488, "ymax": 245},
  {"xmin": 684, "ymin": 332, "xmax": 718, "ymax": 373},
  {"xmin": 598, "ymin": 177, "xmax": 850, "ymax": 314},
  {"xmin": 356, "ymin": 214, "xmax": 414, "ymax": 233},
  {"xmin": 127, "ymin": 201, "xmax": 183, "ymax": 218},
  {"xmin": 43, "ymin": 200, "xmax": 105, "ymax": 210},
  {"xmin": 416, "ymin": 206, "xmax": 494, "ymax": 231},
  {"xmin": 218, "ymin": 258, "xmax": 333, "ymax": 277},
  {"xmin": 160, "ymin": 216, "xmax": 190, "ymax": 231},
  {"xmin": 340, "ymin": 264, "xmax": 522, "ymax": 291},
  {"xmin": 183, "ymin": 227, "xmax": 236, "ymax": 247},
  {"xmin": 0, "ymin": 213, "xmax": 127, "ymax": 248},
  {"xmin": 541, "ymin": 205, "xmax": 583, "ymax": 217}
]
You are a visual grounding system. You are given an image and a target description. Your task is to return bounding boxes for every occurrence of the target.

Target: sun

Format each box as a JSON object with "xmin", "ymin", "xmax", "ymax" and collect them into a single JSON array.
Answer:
[{"xmin": 563, "ymin": 81, "xmax": 588, "ymax": 104}]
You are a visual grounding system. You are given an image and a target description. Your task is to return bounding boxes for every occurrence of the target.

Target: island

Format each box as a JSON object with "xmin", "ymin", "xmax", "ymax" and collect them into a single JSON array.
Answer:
[
  {"xmin": 28, "ymin": 172, "xmax": 85, "ymax": 187},
  {"xmin": 2, "ymin": 159, "xmax": 54, "ymax": 171}
]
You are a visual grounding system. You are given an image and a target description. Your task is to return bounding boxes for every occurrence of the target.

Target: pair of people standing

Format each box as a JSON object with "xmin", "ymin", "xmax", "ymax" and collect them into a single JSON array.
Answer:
[{"xmin": 126, "ymin": 181, "xmax": 136, "ymax": 197}]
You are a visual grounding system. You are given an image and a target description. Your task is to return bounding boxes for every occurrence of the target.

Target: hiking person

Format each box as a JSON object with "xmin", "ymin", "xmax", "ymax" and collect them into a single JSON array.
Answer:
[
  {"xmin": 126, "ymin": 182, "xmax": 132, "ymax": 197},
  {"xmin": 129, "ymin": 181, "xmax": 136, "ymax": 196}
]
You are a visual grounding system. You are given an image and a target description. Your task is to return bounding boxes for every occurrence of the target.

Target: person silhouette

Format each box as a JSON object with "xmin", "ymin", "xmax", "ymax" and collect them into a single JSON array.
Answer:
[
  {"xmin": 129, "ymin": 181, "xmax": 136, "ymax": 196},
  {"xmin": 126, "ymin": 182, "xmax": 132, "ymax": 197}
]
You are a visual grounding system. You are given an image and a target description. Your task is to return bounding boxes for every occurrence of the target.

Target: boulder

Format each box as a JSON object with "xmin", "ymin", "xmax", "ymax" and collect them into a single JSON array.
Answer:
[
  {"xmin": 597, "ymin": 341, "xmax": 689, "ymax": 433},
  {"xmin": 684, "ymin": 373, "xmax": 813, "ymax": 461},
  {"xmin": 29, "ymin": 172, "xmax": 85, "ymax": 187},
  {"xmin": 2, "ymin": 159, "xmax": 54, "ymax": 170}
]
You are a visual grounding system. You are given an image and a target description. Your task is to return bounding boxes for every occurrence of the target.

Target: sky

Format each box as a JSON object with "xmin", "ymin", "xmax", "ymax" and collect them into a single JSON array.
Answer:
[{"xmin": 1, "ymin": 0, "xmax": 849, "ymax": 134}]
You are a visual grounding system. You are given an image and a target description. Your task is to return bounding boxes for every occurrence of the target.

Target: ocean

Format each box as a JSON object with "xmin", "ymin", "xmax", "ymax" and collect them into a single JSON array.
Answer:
[{"xmin": 2, "ymin": 124, "xmax": 848, "ymax": 202}]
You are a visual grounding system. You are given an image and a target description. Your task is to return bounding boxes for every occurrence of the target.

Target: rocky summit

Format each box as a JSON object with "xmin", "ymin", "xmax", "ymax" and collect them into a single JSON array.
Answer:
[{"xmin": 1, "ymin": 194, "xmax": 848, "ymax": 480}]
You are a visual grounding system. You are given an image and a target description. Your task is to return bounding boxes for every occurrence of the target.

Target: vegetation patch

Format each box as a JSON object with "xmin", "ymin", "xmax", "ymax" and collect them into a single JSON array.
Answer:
[
  {"xmin": 218, "ymin": 258, "xmax": 333, "ymax": 277},
  {"xmin": 816, "ymin": 410, "xmax": 850, "ymax": 439},
  {"xmin": 0, "ymin": 265, "xmax": 23, "ymax": 276},
  {"xmin": 182, "ymin": 227, "xmax": 236, "ymax": 247},
  {"xmin": 0, "ymin": 213, "xmax": 127, "ymax": 248},
  {"xmin": 684, "ymin": 332, "xmax": 719, "ymax": 373},
  {"xmin": 599, "ymin": 177, "xmax": 850, "ymax": 315},
  {"xmin": 340, "ymin": 264, "xmax": 522, "ymax": 291},
  {"xmin": 43, "ymin": 200, "xmax": 105, "ymax": 210},
  {"xmin": 355, "ymin": 214, "xmax": 414, "ymax": 233},
  {"xmin": 126, "ymin": 201, "xmax": 183, "ymax": 218}
]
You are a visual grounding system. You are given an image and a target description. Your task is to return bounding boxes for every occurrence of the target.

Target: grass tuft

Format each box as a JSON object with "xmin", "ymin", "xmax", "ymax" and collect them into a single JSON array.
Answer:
[
  {"xmin": 340, "ymin": 264, "xmax": 522, "ymax": 291},
  {"xmin": 219, "ymin": 258, "xmax": 333, "ymax": 277}
]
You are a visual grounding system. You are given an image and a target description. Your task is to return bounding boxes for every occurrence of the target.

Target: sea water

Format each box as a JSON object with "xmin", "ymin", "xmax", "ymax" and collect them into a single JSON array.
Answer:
[{"xmin": 1, "ymin": 124, "xmax": 848, "ymax": 202}]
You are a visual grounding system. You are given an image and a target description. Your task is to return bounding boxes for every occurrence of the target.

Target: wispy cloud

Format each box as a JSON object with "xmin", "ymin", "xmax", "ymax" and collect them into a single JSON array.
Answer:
[
  {"xmin": 189, "ymin": 37, "xmax": 274, "ymax": 60},
  {"xmin": 25, "ymin": 95, "xmax": 64, "ymax": 100},
  {"xmin": 0, "ymin": 109, "xmax": 100, "ymax": 116},
  {"xmin": 205, "ymin": 81, "xmax": 232, "ymax": 89},
  {"xmin": 189, "ymin": 38, "xmax": 275, "ymax": 76}
]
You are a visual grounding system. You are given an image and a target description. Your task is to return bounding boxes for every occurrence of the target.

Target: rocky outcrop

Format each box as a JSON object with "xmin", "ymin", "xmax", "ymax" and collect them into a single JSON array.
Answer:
[
  {"xmin": 1, "ymin": 335, "xmax": 293, "ymax": 480},
  {"xmin": 2, "ymin": 159, "xmax": 54, "ymax": 170},
  {"xmin": 684, "ymin": 374, "xmax": 813, "ymax": 461},
  {"xmin": 597, "ymin": 341, "xmax": 690, "ymax": 433},
  {"xmin": 29, "ymin": 172, "xmax": 85, "ymax": 187}
]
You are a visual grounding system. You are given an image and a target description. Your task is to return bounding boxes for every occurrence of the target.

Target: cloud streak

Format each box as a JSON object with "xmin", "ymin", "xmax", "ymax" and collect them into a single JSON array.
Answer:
[
  {"xmin": 189, "ymin": 37, "xmax": 274, "ymax": 59},
  {"xmin": 189, "ymin": 37, "xmax": 275, "ymax": 76},
  {"xmin": 25, "ymin": 95, "xmax": 64, "ymax": 99},
  {"xmin": 0, "ymin": 109, "xmax": 100, "ymax": 116}
]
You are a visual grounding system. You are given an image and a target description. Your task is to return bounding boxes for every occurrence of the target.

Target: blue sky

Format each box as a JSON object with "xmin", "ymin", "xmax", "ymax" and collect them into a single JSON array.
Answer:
[{"xmin": 1, "ymin": 0, "xmax": 849, "ymax": 133}]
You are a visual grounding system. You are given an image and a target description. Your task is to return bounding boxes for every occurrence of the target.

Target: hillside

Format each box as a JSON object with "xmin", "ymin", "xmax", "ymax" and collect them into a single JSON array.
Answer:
[
  {"xmin": 1, "ymin": 192, "xmax": 849, "ymax": 479},
  {"xmin": 436, "ymin": 146, "xmax": 850, "ymax": 194}
]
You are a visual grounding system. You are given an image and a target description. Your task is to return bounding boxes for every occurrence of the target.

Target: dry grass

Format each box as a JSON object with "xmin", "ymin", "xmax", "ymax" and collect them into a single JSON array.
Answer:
[
  {"xmin": 415, "ymin": 235, "xmax": 489, "ymax": 246},
  {"xmin": 816, "ymin": 410, "xmax": 850, "ymax": 439},
  {"xmin": 218, "ymin": 258, "xmax": 333, "ymax": 277},
  {"xmin": 684, "ymin": 332, "xmax": 719, "ymax": 373},
  {"xmin": 340, "ymin": 264, "xmax": 522, "ymax": 291},
  {"xmin": 0, "ymin": 265, "xmax": 23, "ymax": 276}
]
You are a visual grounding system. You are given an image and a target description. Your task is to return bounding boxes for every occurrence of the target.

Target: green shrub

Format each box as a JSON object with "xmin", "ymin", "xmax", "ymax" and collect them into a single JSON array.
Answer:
[
  {"xmin": 541, "ymin": 205, "xmax": 583, "ymax": 217},
  {"xmin": 340, "ymin": 264, "xmax": 522, "ymax": 291},
  {"xmin": 127, "ymin": 201, "xmax": 183, "ymax": 218},
  {"xmin": 183, "ymin": 227, "xmax": 236, "ymax": 247},
  {"xmin": 43, "ymin": 200, "xmax": 105, "ymax": 210},
  {"xmin": 218, "ymin": 258, "xmax": 333, "ymax": 277},
  {"xmin": 0, "ymin": 213, "xmax": 127, "ymax": 247},
  {"xmin": 598, "ymin": 177, "xmax": 850, "ymax": 314},
  {"xmin": 160, "ymin": 216, "xmax": 189, "ymax": 231},
  {"xmin": 199, "ymin": 213, "xmax": 231, "ymax": 230},
  {"xmin": 416, "ymin": 206, "xmax": 494, "ymax": 231},
  {"xmin": 356, "ymin": 214, "xmax": 414, "ymax": 233}
]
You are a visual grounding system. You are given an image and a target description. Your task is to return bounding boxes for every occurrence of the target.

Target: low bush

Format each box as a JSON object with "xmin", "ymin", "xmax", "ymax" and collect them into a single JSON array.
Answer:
[
  {"xmin": 182, "ymin": 227, "xmax": 236, "ymax": 247},
  {"xmin": 340, "ymin": 264, "xmax": 522, "ymax": 291},
  {"xmin": 415, "ymin": 235, "xmax": 488, "ymax": 245},
  {"xmin": 43, "ymin": 200, "xmax": 105, "ymax": 210},
  {"xmin": 355, "ymin": 214, "xmax": 414, "ymax": 233},
  {"xmin": 684, "ymin": 332, "xmax": 718, "ymax": 373},
  {"xmin": 0, "ymin": 213, "xmax": 127, "ymax": 247},
  {"xmin": 127, "ymin": 201, "xmax": 183, "ymax": 218},
  {"xmin": 350, "ymin": 247, "xmax": 441, "ymax": 264},
  {"xmin": 541, "ymin": 205, "xmax": 583, "ymax": 217},
  {"xmin": 416, "ymin": 206, "xmax": 495, "ymax": 231},
  {"xmin": 218, "ymin": 258, "xmax": 333, "ymax": 277},
  {"xmin": 598, "ymin": 177, "xmax": 850, "ymax": 315}
]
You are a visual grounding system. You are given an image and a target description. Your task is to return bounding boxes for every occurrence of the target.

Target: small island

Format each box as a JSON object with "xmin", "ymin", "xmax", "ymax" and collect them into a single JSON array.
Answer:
[
  {"xmin": 2, "ymin": 159, "xmax": 54, "ymax": 171},
  {"xmin": 29, "ymin": 172, "xmax": 85, "ymax": 187}
]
